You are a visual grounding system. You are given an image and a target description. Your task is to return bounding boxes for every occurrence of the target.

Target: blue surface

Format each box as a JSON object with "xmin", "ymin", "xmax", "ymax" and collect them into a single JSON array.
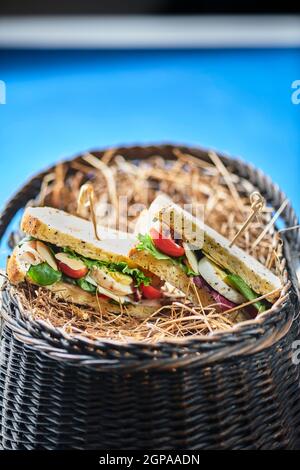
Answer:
[{"xmin": 0, "ymin": 48, "xmax": 299, "ymax": 264}]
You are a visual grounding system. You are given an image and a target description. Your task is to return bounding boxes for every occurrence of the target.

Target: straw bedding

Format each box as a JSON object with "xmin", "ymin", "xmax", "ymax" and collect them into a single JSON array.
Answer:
[{"xmin": 11, "ymin": 147, "xmax": 285, "ymax": 343}]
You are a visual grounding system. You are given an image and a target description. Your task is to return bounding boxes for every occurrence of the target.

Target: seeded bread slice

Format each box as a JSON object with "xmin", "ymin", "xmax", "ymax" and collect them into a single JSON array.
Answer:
[
  {"xmin": 158, "ymin": 203, "xmax": 282, "ymax": 302},
  {"xmin": 129, "ymin": 247, "xmax": 215, "ymax": 307},
  {"xmin": 6, "ymin": 248, "xmax": 158, "ymax": 318},
  {"xmin": 21, "ymin": 206, "xmax": 137, "ymax": 267},
  {"xmin": 47, "ymin": 282, "xmax": 158, "ymax": 317}
]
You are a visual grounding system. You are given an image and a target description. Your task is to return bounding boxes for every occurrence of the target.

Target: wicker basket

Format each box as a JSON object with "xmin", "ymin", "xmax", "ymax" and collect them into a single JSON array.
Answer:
[{"xmin": 0, "ymin": 144, "xmax": 300, "ymax": 450}]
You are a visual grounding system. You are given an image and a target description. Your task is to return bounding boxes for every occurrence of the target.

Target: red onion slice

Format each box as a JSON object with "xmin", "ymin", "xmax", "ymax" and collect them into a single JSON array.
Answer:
[
  {"xmin": 132, "ymin": 286, "xmax": 142, "ymax": 302},
  {"xmin": 193, "ymin": 276, "xmax": 237, "ymax": 312}
]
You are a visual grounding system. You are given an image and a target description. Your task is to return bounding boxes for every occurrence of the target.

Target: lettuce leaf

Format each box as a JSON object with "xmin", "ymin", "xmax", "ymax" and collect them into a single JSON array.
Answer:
[
  {"xmin": 27, "ymin": 262, "xmax": 62, "ymax": 286},
  {"xmin": 62, "ymin": 247, "xmax": 150, "ymax": 287},
  {"xmin": 113, "ymin": 262, "xmax": 151, "ymax": 287},
  {"xmin": 136, "ymin": 233, "xmax": 197, "ymax": 277},
  {"xmin": 61, "ymin": 274, "xmax": 77, "ymax": 286},
  {"xmin": 76, "ymin": 277, "xmax": 97, "ymax": 293},
  {"xmin": 61, "ymin": 271, "xmax": 97, "ymax": 294},
  {"xmin": 136, "ymin": 233, "xmax": 171, "ymax": 261}
]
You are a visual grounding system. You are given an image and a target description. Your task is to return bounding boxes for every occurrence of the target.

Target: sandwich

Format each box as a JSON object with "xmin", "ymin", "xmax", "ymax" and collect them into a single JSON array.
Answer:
[
  {"xmin": 6, "ymin": 206, "xmax": 166, "ymax": 317},
  {"xmin": 129, "ymin": 197, "xmax": 282, "ymax": 314},
  {"xmin": 130, "ymin": 195, "xmax": 215, "ymax": 308}
]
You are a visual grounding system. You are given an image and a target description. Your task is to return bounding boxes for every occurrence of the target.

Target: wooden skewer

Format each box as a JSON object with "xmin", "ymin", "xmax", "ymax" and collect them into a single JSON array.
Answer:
[
  {"xmin": 251, "ymin": 199, "xmax": 289, "ymax": 252},
  {"xmin": 208, "ymin": 151, "xmax": 245, "ymax": 213},
  {"xmin": 278, "ymin": 223, "xmax": 300, "ymax": 235},
  {"xmin": 229, "ymin": 191, "xmax": 265, "ymax": 248},
  {"xmin": 52, "ymin": 163, "xmax": 65, "ymax": 208},
  {"xmin": 83, "ymin": 153, "xmax": 118, "ymax": 211},
  {"xmin": 77, "ymin": 183, "xmax": 101, "ymax": 240},
  {"xmin": 217, "ymin": 286, "xmax": 283, "ymax": 316}
]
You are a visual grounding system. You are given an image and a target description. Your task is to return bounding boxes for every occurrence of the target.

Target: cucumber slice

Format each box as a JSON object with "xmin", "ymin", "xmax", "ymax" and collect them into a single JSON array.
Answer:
[{"xmin": 226, "ymin": 274, "xmax": 268, "ymax": 312}]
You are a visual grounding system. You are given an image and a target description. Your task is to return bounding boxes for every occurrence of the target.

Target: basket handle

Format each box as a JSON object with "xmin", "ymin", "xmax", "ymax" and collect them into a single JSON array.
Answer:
[
  {"xmin": 0, "ymin": 145, "xmax": 299, "ymax": 277},
  {"xmin": 0, "ymin": 280, "xmax": 294, "ymax": 372},
  {"xmin": 224, "ymin": 156, "xmax": 300, "ymax": 250},
  {"xmin": 282, "ymin": 233, "xmax": 300, "ymax": 304},
  {"xmin": 0, "ymin": 173, "xmax": 47, "ymax": 243},
  {"xmin": 1, "ymin": 145, "xmax": 299, "ymax": 245}
]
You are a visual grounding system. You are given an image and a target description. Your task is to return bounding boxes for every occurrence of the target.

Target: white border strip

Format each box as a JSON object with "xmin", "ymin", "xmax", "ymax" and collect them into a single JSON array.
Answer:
[{"xmin": 0, "ymin": 15, "xmax": 300, "ymax": 48}]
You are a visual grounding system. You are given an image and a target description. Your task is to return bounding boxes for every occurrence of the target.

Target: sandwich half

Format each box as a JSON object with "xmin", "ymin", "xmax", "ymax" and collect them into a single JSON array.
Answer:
[
  {"xmin": 130, "ymin": 197, "xmax": 282, "ymax": 314},
  {"xmin": 7, "ymin": 206, "xmax": 166, "ymax": 317},
  {"xmin": 130, "ymin": 195, "xmax": 215, "ymax": 307}
]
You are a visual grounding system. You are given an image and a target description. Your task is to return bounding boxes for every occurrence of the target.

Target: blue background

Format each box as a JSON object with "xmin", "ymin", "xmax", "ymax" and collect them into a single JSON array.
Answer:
[{"xmin": 0, "ymin": 48, "xmax": 299, "ymax": 264}]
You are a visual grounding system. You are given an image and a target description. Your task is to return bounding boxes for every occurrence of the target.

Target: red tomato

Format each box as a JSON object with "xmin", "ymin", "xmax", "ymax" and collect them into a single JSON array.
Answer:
[
  {"xmin": 142, "ymin": 269, "xmax": 164, "ymax": 289},
  {"xmin": 140, "ymin": 284, "xmax": 162, "ymax": 300},
  {"xmin": 97, "ymin": 293, "xmax": 109, "ymax": 301},
  {"xmin": 57, "ymin": 261, "xmax": 88, "ymax": 279},
  {"xmin": 150, "ymin": 228, "xmax": 185, "ymax": 258}
]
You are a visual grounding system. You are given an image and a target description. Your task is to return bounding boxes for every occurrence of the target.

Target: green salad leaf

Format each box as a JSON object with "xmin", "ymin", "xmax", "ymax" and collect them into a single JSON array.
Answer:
[
  {"xmin": 62, "ymin": 247, "xmax": 79, "ymax": 260},
  {"xmin": 136, "ymin": 233, "xmax": 171, "ymax": 261},
  {"xmin": 61, "ymin": 273, "xmax": 96, "ymax": 293},
  {"xmin": 136, "ymin": 233, "xmax": 197, "ymax": 277},
  {"xmin": 62, "ymin": 247, "xmax": 150, "ymax": 287},
  {"xmin": 184, "ymin": 264, "xmax": 198, "ymax": 277},
  {"xmin": 61, "ymin": 274, "xmax": 77, "ymax": 286},
  {"xmin": 27, "ymin": 262, "xmax": 62, "ymax": 286},
  {"xmin": 113, "ymin": 262, "xmax": 151, "ymax": 287},
  {"xmin": 76, "ymin": 277, "xmax": 97, "ymax": 293}
]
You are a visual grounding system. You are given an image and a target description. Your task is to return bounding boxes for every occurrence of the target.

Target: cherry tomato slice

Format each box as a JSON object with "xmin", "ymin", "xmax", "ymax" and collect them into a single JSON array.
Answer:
[
  {"xmin": 57, "ymin": 261, "xmax": 88, "ymax": 279},
  {"xmin": 97, "ymin": 293, "xmax": 109, "ymax": 301},
  {"xmin": 150, "ymin": 228, "xmax": 185, "ymax": 258},
  {"xmin": 142, "ymin": 269, "xmax": 164, "ymax": 289},
  {"xmin": 140, "ymin": 284, "xmax": 162, "ymax": 300}
]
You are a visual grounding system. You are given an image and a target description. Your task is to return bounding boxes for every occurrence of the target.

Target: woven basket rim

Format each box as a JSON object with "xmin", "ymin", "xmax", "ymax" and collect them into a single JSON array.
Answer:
[
  {"xmin": 0, "ymin": 143, "xmax": 299, "ymax": 369},
  {"xmin": 2, "ymin": 274, "xmax": 292, "ymax": 344},
  {"xmin": 0, "ymin": 279, "xmax": 295, "ymax": 370}
]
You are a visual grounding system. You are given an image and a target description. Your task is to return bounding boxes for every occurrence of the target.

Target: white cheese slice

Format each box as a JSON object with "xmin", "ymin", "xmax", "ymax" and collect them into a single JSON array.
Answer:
[
  {"xmin": 97, "ymin": 284, "xmax": 131, "ymax": 304},
  {"xmin": 198, "ymin": 257, "xmax": 246, "ymax": 304}
]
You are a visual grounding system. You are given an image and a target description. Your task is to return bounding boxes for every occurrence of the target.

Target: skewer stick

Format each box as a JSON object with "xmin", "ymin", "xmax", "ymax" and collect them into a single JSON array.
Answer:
[
  {"xmin": 229, "ymin": 191, "xmax": 265, "ymax": 248},
  {"xmin": 218, "ymin": 287, "xmax": 283, "ymax": 316},
  {"xmin": 52, "ymin": 163, "xmax": 65, "ymax": 208},
  {"xmin": 208, "ymin": 151, "xmax": 244, "ymax": 213},
  {"xmin": 77, "ymin": 183, "xmax": 101, "ymax": 240},
  {"xmin": 251, "ymin": 199, "xmax": 289, "ymax": 251},
  {"xmin": 278, "ymin": 223, "xmax": 300, "ymax": 235},
  {"xmin": 83, "ymin": 153, "xmax": 118, "ymax": 211}
]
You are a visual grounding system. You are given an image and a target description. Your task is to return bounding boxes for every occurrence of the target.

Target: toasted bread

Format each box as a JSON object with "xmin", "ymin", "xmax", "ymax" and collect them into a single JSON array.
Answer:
[
  {"xmin": 6, "ymin": 250, "xmax": 26, "ymax": 284},
  {"xmin": 21, "ymin": 206, "xmax": 137, "ymax": 266},
  {"xmin": 134, "ymin": 193, "xmax": 173, "ymax": 236},
  {"xmin": 129, "ymin": 247, "xmax": 215, "ymax": 307},
  {"xmin": 47, "ymin": 282, "xmax": 158, "ymax": 317},
  {"xmin": 158, "ymin": 203, "xmax": 282, "ymax": 301},
  {"xmin": 7, "ymin": 249, "xmax": 158, "ymax": 318}
]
